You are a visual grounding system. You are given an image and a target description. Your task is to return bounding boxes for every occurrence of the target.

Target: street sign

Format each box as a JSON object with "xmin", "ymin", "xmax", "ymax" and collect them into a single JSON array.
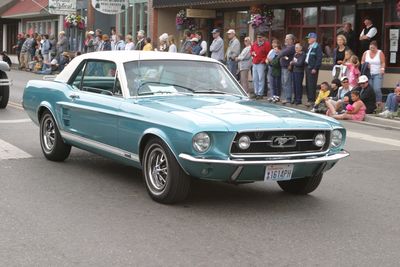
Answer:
[
  {"xmin": 48, "ymin": 0, "xmax": 77, "ymax": 15},
  {"xmin": 91, "ymin": 0, "xmax": 128, "ymax": 15}
]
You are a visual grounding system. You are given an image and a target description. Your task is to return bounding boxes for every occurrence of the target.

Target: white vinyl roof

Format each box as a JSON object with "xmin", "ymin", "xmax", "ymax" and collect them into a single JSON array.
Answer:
[{"xmin": 55, "ymin": 51, "xmax": 219, "ymax": 83}]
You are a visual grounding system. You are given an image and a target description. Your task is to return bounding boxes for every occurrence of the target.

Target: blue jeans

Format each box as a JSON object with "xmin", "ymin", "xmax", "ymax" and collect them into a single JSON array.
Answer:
[
  {"xmin": 227, "ymin": 59, "xmax": 238, "ymax": 78},
  {"xmin": 385, "ymin": 93, "xmax": 399, "ymax": 112},
  {"xmin": 292, "ymin": 71, "xmax": 304, "ymax": 104},
  {"xmin": 370, "ymin": 74, "xmax": 383, "ymax": 102},
  {"xmin": 253, "ymin": 64, "xmax": 266, "ymax": 96},
  {"xmin": 281, "ymin": 68, "xmax": 293, "ymax": 102}
]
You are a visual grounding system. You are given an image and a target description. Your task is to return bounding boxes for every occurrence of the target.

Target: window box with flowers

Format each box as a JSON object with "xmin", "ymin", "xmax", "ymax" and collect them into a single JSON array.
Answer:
[{"xmin": 64, "ymin": 14, "xmax": 86, "ymax": 52}]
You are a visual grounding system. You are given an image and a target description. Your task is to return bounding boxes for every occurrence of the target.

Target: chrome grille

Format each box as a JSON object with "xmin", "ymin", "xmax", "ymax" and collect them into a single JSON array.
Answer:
[{"xmin": 231, "ymin": 130, "xmax": 330, "ymax": 155}]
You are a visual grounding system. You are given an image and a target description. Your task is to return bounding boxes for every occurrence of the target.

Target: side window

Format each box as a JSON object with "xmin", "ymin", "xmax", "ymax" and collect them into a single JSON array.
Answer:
[
  {"xmin": 79, "ymin": 60, "xmax": 117, "ymax": 96},
  {"xmin": 69, "ymin": 61, "xmax": 86, "ymax": 90}
]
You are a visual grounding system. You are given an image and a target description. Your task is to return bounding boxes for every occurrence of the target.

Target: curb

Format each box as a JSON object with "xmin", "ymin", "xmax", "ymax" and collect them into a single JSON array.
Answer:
[{"xmin": 257, "ymin": 98, "xmax": 400, "ymax": 131}]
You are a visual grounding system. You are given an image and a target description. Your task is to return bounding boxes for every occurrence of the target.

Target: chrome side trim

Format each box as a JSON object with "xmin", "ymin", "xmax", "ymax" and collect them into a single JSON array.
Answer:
[
  {"xmin": 179, "ymin": 150, "xmax": 349, "ymax": 165},
  {"xmin": 60, "ymin": 130, "xmax": 140, "ymax": 162}
]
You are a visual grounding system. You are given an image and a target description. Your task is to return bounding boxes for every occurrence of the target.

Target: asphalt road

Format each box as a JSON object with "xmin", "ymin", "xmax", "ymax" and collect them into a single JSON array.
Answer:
[{"xmin": 1, "ymin": 70, "xmax": 399, "ymax": 266}]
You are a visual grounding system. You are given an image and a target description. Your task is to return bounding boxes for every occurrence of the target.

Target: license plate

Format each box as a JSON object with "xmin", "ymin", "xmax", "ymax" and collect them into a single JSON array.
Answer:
[{"xmin": 264, "ymin": 164, "xmax": 294, "ymax": 181}]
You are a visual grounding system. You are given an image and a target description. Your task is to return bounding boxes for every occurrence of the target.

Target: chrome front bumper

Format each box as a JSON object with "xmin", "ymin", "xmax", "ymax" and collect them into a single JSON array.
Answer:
[{"xmin": 179, "ymin": 150, "xmax": 349, "ymax": 165}]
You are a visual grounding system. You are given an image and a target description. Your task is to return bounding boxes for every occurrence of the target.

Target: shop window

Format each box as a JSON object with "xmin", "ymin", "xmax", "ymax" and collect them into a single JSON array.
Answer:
[
  {"xmin": 319, "ymin": 27, "xmax": 335, "ymax": 65},
  {"xmin": 320, "ymin": 6, "xmax": 336, "ymax": 25},
  {"xmin": 384, "ymin": 1, "xmax": 400, "ymax": 68},
  {"xmin": 338, "ymin": 5, "xmax": 355, "ymax": 26},
  {"xmin": 303, "ymin": 7, "xmax": 317, "ymax": 26},
  {"xmin": 223, "ymin": 11, "xmax": 249, "ymax": 48},
  {"xmin": 289, "ymin": 8, "xmax": 301, "ymax": 25},
  {"xmin": 271, "ymin": 9, "xmax": 285, "ymax": 42}
]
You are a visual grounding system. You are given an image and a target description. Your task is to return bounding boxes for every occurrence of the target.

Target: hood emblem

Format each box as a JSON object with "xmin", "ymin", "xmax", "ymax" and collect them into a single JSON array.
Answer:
[{"xmin": 271, "ymin": 136, "xmax": 297, "ymax": 148}]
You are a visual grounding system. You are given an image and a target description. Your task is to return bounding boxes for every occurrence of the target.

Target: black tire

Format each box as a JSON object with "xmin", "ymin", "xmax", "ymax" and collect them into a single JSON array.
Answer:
[
  {"xmin": 0, "ymin": 71, "xmax": 9, "ymax": 109},
  {"xmin": 39, "ymin": 110, "xmax": 71, "ymax": 161},
  {"xmin": 277, "ymin": 174, "xmax": 323, "ymax": 195},
  {"xmin": 142, "ymin": 137, "xmax": 191, "ymax": 204}
]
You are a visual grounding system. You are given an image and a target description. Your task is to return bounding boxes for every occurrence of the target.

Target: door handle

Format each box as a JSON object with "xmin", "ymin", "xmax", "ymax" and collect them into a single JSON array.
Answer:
[{"xmin": 69, "ymin": 94, "xmax": 80, "ymax": 100}]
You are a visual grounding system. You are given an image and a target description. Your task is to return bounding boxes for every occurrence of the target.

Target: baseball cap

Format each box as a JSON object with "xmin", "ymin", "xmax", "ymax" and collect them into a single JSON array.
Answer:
[
  {"xmin": 306, "ymin": 32, "xmax": 317, "ymax": 39},
  {"xmin": 340, "ymin": 76, "xmax": 349, "ymax": 82},
  {"xmin": 226, "ymin": 29, "xmax": 236, "ymax": 34},
  {"xmin": 190, "ymin": 37, "xmax": 199, "ymax": 42},
  {"xmin": 211, "ymin": 28, "xmax": 220, "ymax": 34},
  {"xmin": 358, "ymin": 75, "xmax": 369, "ymax": 83}
]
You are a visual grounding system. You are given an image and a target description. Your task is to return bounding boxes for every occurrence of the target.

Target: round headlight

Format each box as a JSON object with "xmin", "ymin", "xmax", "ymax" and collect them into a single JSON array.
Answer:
[
  {"xmin": 238, "ymin": 135, "xmax": 251, "ymax": 150},
  {"xmin": 193, "ymin": 132, "xmax": 211, "ymax": 153},
  {"xmin": 331, "ymin": 130, "xmax": 343, "ymax": 147},
  {"xmin": 314, "ymin": 133, "xmax": 326, "ymax": 147}
]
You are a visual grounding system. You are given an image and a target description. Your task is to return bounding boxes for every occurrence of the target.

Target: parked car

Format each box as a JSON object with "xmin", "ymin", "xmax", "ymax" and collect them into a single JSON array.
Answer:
[
  {"xmin": 23, "ymin": 51, "xmax": 349, "ymax": 203},
  {"xmin": 0, "ymin": 61, "xmax": 11, "ymax": 109}
]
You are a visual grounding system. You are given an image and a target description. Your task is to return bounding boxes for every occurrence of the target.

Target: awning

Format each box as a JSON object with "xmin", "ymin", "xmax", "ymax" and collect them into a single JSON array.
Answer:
[{"xmin": 1, "ymin": 0, "xmax": 49, "ymax": 19}]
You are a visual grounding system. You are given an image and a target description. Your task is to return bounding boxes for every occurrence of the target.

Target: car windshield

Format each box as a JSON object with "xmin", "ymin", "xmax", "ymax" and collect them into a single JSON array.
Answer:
[{"xmin": 124, "ymin": 60, "xmax": 246, "ymax": 97}]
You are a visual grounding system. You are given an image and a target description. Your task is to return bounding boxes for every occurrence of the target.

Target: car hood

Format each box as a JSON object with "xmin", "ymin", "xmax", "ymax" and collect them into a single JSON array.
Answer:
[{"xmin": 135, "ymin": 95, "xmax": 341, "ymax": 131}]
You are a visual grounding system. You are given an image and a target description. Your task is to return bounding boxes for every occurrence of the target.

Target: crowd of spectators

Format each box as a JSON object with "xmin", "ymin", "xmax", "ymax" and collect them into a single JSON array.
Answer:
[{"xmin": 2, "ymin": 15, "xmax": 398, "ymax": 119}]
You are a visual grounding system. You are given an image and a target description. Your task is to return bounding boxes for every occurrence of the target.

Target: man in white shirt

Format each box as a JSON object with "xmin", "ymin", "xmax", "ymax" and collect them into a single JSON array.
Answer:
[
  {"xmin": 359, "ymin": 17, "xmax": 377, "ymax": 54},
  {"xmin": 209, "ymin": 28, "xmax": 224, "ymax": 62}
]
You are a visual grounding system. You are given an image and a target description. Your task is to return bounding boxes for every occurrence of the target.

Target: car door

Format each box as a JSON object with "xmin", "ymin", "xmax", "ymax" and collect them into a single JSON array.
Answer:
[{"xmin": 62, "ymin": 59, "xmax": 123, "ymax": 148}]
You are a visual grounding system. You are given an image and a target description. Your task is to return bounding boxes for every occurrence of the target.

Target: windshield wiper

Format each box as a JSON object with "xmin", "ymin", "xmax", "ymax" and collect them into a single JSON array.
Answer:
[
  {"xmin": 193, "ymin": 89, "xmax": 227, "ymax": 94},
  {"xmin": 137, "ymin": 81, "xmax": 195, "ymax": 95}
]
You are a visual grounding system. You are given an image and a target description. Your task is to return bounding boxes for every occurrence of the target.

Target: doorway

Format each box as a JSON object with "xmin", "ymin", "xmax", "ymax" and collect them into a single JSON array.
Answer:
[{"xmin": 356, "ymin": 6, "xmax": 384, "ymax": 57}]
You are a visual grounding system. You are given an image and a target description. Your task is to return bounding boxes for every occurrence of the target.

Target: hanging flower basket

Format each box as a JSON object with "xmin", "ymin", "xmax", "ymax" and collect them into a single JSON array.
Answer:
[
  {"xmin": 64, "ymin": 14, "xmax": 86, "ymax": 30},
  {"xmin": 248, "ymin": 5, "xmax": 274, "ymax": 29}
]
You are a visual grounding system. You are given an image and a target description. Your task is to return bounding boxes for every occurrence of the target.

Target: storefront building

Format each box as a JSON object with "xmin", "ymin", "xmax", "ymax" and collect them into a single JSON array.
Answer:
[
  {"xmin": 152, "ymin": 0, "xmax": 400, "ymax": 88},
  {"xmin": 0, "ymin": 0, "xmax": 19, "ymax": 54}
]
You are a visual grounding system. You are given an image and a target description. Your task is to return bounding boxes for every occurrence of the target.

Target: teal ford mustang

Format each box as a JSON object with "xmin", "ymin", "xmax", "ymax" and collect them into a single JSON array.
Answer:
[{"xmin": 23, "ymin": 51, "xmax": 349, "ymax": 203}]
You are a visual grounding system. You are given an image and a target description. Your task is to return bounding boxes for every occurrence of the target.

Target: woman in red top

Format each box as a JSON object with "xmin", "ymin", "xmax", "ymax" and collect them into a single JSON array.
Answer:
[{"xmin": 250, "ymin": 32, "xmax": 271, "ymax": 99}]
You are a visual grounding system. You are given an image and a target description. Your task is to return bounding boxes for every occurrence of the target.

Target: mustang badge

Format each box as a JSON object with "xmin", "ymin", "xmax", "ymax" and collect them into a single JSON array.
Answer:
[{"xmin": 271, "ymin": 136, "xmax": 297, "ymax": 147}]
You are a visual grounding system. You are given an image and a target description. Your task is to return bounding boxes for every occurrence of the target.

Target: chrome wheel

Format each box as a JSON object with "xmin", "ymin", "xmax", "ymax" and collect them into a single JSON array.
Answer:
[
  {"xmin": 42, "ymin": 117, "xmax": 56, "ymax": 152},
  {"xmin": 146, "ymin": 146, "xmax": 168, "ymax": 194}
]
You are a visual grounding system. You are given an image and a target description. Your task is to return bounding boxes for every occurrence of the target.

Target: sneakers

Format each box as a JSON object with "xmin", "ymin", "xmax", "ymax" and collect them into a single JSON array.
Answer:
[
  {"xmin": 272, "ymin": 96, "xmax": 280, "ymax": 103},
  {"xmin": 378, "ymin": 110, "xmax": 395, "ymax": 119},
  {"xmin": 310, "ymin": 108, "xmax": 316, "ymax": 113}
]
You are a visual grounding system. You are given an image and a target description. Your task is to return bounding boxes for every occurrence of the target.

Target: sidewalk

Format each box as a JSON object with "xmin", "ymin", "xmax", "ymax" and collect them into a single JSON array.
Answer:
[{"xmin": 257, "ymin": 97, "xmax": 400, "ymax": 131}]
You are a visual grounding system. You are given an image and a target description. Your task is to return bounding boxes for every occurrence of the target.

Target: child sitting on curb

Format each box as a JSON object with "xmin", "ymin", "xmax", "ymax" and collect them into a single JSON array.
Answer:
[
  {"xmin": 332, "ymin": 91, "xmax": 366, "ymax": 121},
  {"xmin": 311, "ymin": 82, "xmax": 330, "ymax": 113}
]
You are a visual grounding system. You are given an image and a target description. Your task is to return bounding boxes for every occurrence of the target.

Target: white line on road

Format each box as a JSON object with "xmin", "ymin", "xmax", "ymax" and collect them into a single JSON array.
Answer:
[
  {"xmin": 0, "ymin": 139, "xmax": 32, "ymax": 160},
  {"xmin": 347, "ymin": 131, "xmax": 400, "ymax": 147},
  {"xmin": 0, "ymin": 119, "xmax": 31, "ymax": 124},
  {"xmin": 7, "ymin": 101, "xmax": 24, "ymax": 110}
]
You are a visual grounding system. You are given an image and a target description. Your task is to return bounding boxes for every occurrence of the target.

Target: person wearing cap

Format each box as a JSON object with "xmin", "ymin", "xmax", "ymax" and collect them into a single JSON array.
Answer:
[
  {"xmin": 225, "ymin": 29, "xmax": 241, "ymax": 76},
  {"xmin": 347, "ymin": 75, "xmax": 376, "ymax": 114},
  {"xmin": 304, "ymin": 32, "xmax": 323, "ymax": 107},
  {"xmin": 359, "ymin": 17, "xmax": 377, "ymax": 55},
  {"xmin": 180, "ymin": 30, "xmax": 193, "ymax": 54},
  {"xmin": 326, "ymin": 76, "xmax": 353, "ymax": 116},
  {"xmin": 250, "ymin": 32, "xmax": 271, "ymax": 99},
  {"xmin": 209, "ymin": 29, "xmax": 225, "ymax": 63},
  {"xmin": 190, "ymin": 37, "xmax": 201, "ymax": 55},
  {"xmin": 277, "ymin": 34, "xmax": 296, "ymax": 104},
  {"xmin": 84, "ymin": 31, "xmax": 95, "ymax": 53},
  {"xmin": 135, "ymin": 30, "xmax": 146, "ymax": 50}
]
